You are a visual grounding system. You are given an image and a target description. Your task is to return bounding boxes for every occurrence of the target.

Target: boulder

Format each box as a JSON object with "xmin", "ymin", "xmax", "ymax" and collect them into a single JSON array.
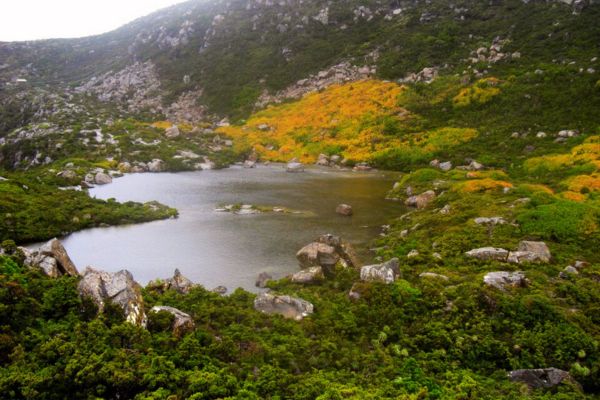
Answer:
[
  {"xmin": 118, "ymin": 162, "xmax": 132, "ymax": 173},
  {"xmin": 508, "ymin": 368, "xmax": 575, "ymax": 389},
  {"xmin": 165, "ymin": 125, "xmax": 180, "ymax": 139},
  {"xmin": 255, "ymin": 272, "xmax": 273, "ymax": 288},
  {"xmin": 291, "ymin": 266, "xmax": 324, "ymax": 284},
  {"xmin": 353, "ymin": 163, "xmax": 372, "ymax": 172},
  {"xmin": 150, "ymin": 306, "xmax": 195, "ymax": 336},
  {"xmin": 148, "ymin": 269, "xmax": 196, "ymax": 294},
  {"xmin": 360, "ymin": 258, "xmax": 400, "ymax": 284},
  {"xmin": 147, "ymin": 159, "xmax": 165, "ymax": 173},
  {"xmin": 335, "ymin": 204, "xmax": 353, "ymax": 216},
  {"xmin": 78, "ymin": 267, "xmax": 147, "ymax": 326},
  {"xmin": 465, "ymin": 247, "xmax": 509, "ymax": 261},
  {"xmin": 212, "ymin": 286, "xmax": 228, "ymax": 295},
  {"xmin": 439, "ymin": 161, "xmax": 453, "ymax": 171},
  {"xmin": 94, "ymin": 172, "xmax": 112, "ymax": 185},
  {"xmin": 330, "ymin": 155, "xmax": 341, "ymax": 164},
  {"xmin": 286, "ymin": 162, "xmax": 305, "ymax": 173},
  {"xmin": 243, "ymin": 160, "xmax": 256, "ymax": 168},
  {"xmin": 254, "ymin": 292, "xmax": 314, "ymax": 320},
  {"xmin": 316, "ymin": 153, "xmax": 330, "ymax": 166},
  {"xmin": 510, "ymin": 241, "xmax": 551, "ymax": 263},
  {"xmin": 483, "ymin": 271, "xmax": 527, "ymax": 290},
  {"xmin": 22, "ymin": 238, "xmax": 79, "ymax": 278},
  {"xmin": 57, "ymin": 170, "xmax": 77, "ymax": 180},
  {"xmin": 296, "ymin": 242, "xmax": 340, "ymax": 272},
  {"xmin": 405, "ymin": 190, "xmax": 436, "ymax": 209}
]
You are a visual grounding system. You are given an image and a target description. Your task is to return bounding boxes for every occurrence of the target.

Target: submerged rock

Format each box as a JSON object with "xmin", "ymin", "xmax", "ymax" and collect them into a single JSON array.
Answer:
[
  {"xmin": 254, "ymin": 292, "xmax": 314, "ymax": 320},
  {"xmin": 335, "ymin": 204, "xmax": 353, "ymax": 216},
  {"xmin": 78, "ymin": 267, "xmax": 147, "ymax": 326},
  {"xmin": 150, "ymin": 306, "xmax": 195, "ymax": 336},
  {"xmin": 286, "ymin": 161, "xmax": 305, "ymax": 173}
]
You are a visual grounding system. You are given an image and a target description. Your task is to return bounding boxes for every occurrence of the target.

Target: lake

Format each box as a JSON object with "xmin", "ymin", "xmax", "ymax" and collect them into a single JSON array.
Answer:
[{"xmin": 60, "ymin": 164, "xmax": 403, "ymax": 291}]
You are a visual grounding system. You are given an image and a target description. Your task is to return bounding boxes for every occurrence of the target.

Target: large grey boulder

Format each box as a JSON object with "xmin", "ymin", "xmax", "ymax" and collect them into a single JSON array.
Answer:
[
  {"xmin": 466, "ymin": 247, "xmax": 509, "ymax": 261},
  {"xmin": 150, "ymin": 306, "xmax": 195, "ymax": 336},
  {"xmin": 94, "ymin": 172, "xmax": 112, "ymax": 185},
  {"xmin": 483, "ymin": 271, "xmax": 527, "ymax": 290},
  {"xmin": 507, "ymin": 241, "xmax": 551, "ymax": 264},
  {"xmin": 254, "ymin": 292, "xmax": 314, "ymax": 320},
  {"xmin": 316, "ymin": 234, "xmax": 361, "ymax": 269},
  {"xmin": 360, "ymin": 258, "xmax": 400, "ymax": 284},
  {"xmin": 21, "ymin": 238, "xmax": 79, "ymax": 278},
  {"xmin": 165, "ymin": 125, "xmax": 180, "ymax": 139},
  {"xmin": 78, "ymin": 267, "xmax": 147, "ymax": 326},
  {"xmin": 508, "ymin": 368, "xmax": 575, "ymax": 389},
  {"xmin": 291, "ymin": 266, "xmax": 325, "ymax": 284},
  {"xmin": 147, "ymin": 159, "xmax": 165, "ymax": 173},
  {"xmin": 405, "ymin": 190, "xmax": 436, "ymax": 209},
  {"xmin": 296, "ymin": 242, "xmax": 340, "ymax": 271}
]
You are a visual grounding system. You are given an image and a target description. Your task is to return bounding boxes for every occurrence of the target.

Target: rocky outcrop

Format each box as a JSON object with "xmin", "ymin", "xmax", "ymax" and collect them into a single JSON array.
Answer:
[
  {"xmin": 466, "ymin": 241, "xmax": 551, "ymax": 264},
  {"xmin": 483, "ymin": 271, "xmax": 527, "ymax": 290},
  {"xmin": 335, "ymin": 204, "xmax": 353, "ymax": 216},
  {"xmin": 508, "ymin": 368, "xmax": 576, "ymax": 389},
  {"xmin": 78, "ymin": 267, "xmax": 147, "ymax": 326},
  {"xmin": 147, "ymin": 159, "xmax": 165, "ymax": 172},
  {"xmin": 296, "ymin": 234, "xmax": 360, "ymax": 276},
  {"xmin": 507, "ymin": 241, "xmax": 551, "ymax": 263},
  {"xmin": 466, "ymin": 247, "xmax": 510, "ymax": 262},
  {"xmin": 291, "ymin": 266, "xmax": 324, "ymax": 284},
  {"xmin": 254, "ymin": 292, "xmax": 314, "ymax": 320},
  {"xmin": 150, "ymin": 306, "xmax": 195, "ymax": 336},
  {"xmin": 405, "ymin": 190, "xmax": 436, "ymax": 209},
  {"xmin": 419, "ymin": 272, "xmax": 449, "ymax": 281},
  {"xmin": 148, "ymin": 269, "xmax": 196, "ymax": 294},
  {"xmin": 21, "ymin": 238, "xmax": 79, "ymax": 278},
  {"xmin": 360, "ymin": 258, "xmax": 400, "ymax": 284},
  {"xmin": 474, "ymin": 217, "xmax": 508, "ymax": 226}
]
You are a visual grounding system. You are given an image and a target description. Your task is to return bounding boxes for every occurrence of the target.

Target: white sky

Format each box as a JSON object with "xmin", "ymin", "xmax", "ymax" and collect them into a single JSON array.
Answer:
[{"xmin": 0, "ymin": 0, "xmax": 187, "ymax": 42}]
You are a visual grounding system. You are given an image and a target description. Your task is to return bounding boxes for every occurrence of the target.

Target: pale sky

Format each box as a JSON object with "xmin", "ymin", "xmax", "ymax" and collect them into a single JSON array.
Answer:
[{"xmin": 0, "ymin": 0, "xmax": 187, "ymax": 42}]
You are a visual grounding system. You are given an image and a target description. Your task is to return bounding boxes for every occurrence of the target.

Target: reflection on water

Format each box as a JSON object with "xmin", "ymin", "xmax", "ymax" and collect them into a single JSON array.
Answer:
[{"xmin": 60, "ymin": 164, "xmax": 403, "ymax": 291}]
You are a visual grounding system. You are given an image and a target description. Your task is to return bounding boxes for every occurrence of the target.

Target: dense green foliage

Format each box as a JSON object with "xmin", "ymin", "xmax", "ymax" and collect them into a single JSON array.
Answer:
[
  {"xmin": 0, "ymin": 173, "xmax": 177, "ymax": 243},
  {"xmin": 0, "ymin": 248, "xmax": 599, "ymax": 399}
]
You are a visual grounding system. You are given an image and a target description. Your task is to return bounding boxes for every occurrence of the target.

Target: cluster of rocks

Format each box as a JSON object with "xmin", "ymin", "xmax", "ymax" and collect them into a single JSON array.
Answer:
[
  {"xmin": 21, "ymin": 238, "xmax": 79, "ymax": 278},
  {"xmin": 467, "ymin": 37, "xmax": 516, "ymax": 65},
  {"xmin": 352, "ymin": 162, "xmax": 373, "ymax": 172},
  {"xmin": 559, "ymin": 260, "xmax": 590, "ymax": 278},
  {"xmin": 399, "ymin": 67, "xmax": 439, "ymax": 84},
  {"xmin": 255, "ymin": 62, "xmax": 376, "ymax": 108},
  {"xmin": 405, "ymin": 190, "xmax": 437, "ymax": 209},
  {"xmin": 295, "ymin": 234, "xmax": 360, "ymax": 277},
  {"xmin": 147, "ymin": 268, "xmax": 196, "ymax": 294},
  {"xmin": 315, "ymin": 153, "xmax": 343, "ymax": 167},
  {"xmin": 466, "ymin": 240, "xmax": 551, "ymax": 264}
]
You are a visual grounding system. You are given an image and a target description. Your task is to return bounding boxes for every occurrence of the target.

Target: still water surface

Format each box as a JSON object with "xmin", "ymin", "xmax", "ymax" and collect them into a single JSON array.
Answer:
[{"xmin": 61, "ymin": 164, "xmax": 403, "ymax": 291}]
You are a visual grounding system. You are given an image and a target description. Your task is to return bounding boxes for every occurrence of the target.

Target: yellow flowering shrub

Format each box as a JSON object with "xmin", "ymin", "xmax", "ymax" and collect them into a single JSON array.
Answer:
[
  {"xmin": 455, "ymin": 178, "xmax": 513, "ymax": 193},
  {"xmin": 453, "ymin": 78, "xmax": 502, "ymax": 108}
]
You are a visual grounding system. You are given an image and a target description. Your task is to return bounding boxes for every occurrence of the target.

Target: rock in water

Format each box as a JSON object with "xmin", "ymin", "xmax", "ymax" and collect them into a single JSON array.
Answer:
[
  {"xmin": 254, "ymin": 292, "xmax": 314, "ymax": 320},
  {"xmin": 508, "ymin": 368, "xmax": 576, "ymax": 389},
  {"xmin": 150, "ymin": 306, "xmax": 195, "ymax": 336},
  {"xmin": 336, "ymin": 204, "xmax": 353, "ymax": 216},
  {"xmin": 94, "ymin": 172, "xmax": 112, "ymax": 185},
  {"xmin": 286, "ymin": 161, "xmax": 305, "ymax": 172},
  {"xmin": 255, "ymin": 272, "xmax": 273, "ymax": 288},
  {"xmin": 78, "ymin": 267, "xmax": 147, "ymax": 326},
  {"xmin": 360, "ymin": 258, "xmax": 400, "ymax": 284},
  {"xmin": 483, "ymin": 271, "xmax": 527, "ymax": 290},
  {"xmin": 296, "ymin": 242, "xmax": 340, "ymax": 271}
]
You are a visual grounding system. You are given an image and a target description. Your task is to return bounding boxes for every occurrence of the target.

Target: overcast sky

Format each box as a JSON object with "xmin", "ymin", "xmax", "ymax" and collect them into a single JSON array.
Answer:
[{"xmin": 0, "ymin": 0, "xmax": 187, "ymax": 42}]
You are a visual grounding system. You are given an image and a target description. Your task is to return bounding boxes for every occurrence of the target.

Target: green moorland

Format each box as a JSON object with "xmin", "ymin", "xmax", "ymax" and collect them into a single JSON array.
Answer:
[{"xmin": 0, "ymin": 0, "xmax": 599, "ymax": 398}]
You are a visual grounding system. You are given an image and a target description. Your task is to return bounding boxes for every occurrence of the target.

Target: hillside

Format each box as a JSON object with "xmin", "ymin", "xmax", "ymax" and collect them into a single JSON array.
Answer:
[{"xmin": 0, "ymin": 0, "xmax": 600, "ymax": 398}]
